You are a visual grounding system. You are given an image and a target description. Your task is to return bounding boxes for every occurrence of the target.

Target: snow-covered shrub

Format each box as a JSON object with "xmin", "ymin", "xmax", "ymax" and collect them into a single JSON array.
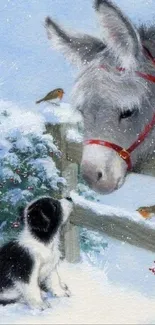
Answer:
[{"xmin": 0, "ymin": 101, "xmax": 65, "ymax": 238}]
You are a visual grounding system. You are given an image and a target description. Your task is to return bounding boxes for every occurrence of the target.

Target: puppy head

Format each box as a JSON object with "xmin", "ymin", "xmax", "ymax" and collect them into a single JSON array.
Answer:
[{"xmin": 24, "ymin": 196, "xmax": 73, "ymax": 242}]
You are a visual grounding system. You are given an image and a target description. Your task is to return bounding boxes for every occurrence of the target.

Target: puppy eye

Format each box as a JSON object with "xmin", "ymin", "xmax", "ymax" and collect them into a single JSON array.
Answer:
[{"xmin": 119, "ymin": 108, "xmax": 138, "ymax": 120}]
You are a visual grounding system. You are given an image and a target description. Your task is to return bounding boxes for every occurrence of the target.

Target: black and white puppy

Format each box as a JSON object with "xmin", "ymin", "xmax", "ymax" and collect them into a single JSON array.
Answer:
[{"xmin": 0, "ymin": 196, "xmax": 73, "ymax": 309}]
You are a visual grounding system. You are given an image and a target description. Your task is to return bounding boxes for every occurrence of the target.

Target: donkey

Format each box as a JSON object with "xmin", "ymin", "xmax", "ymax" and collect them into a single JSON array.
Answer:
[{"xmin": 45, "ymin": 0, "xmax": 155, "ymax": 194}]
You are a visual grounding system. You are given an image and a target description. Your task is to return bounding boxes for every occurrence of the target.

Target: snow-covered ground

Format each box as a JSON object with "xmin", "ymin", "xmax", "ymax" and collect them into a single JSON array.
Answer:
[
  {"xmin": 1, "ymin": 261, "xmax": 155, "ymax": 325},
  {"xmin": 1, "ymin": 0, "xmax": 155, "ymax": 322}
]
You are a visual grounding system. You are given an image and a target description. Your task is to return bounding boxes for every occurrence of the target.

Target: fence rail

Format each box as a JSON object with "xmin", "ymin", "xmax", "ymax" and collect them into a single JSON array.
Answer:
[
  {"xmin": 70, "ymin": 204, "xmax": 155, "ymax": 252},
  {"xmin": 46, "ymin": 122, "xmax": 155, "ymax": 263}
]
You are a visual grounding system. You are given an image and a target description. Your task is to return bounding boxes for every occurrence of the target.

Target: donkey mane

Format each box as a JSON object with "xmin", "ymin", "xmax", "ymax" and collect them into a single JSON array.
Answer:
[{"xmin": 139, "ymin": 25, "xmax": 155, "ymax": 43}]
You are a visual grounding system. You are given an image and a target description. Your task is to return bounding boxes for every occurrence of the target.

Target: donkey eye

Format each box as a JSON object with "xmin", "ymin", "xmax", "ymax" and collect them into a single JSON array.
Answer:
[{"xmin": 119, "ymin": 109, "xmax": 138, "ymax": 120}]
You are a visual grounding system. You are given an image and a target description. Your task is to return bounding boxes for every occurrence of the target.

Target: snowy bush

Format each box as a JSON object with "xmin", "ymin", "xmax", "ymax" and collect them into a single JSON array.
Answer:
[{"xmin": 0, "ymin": 101, "xmax": 65, "ymax": 238}]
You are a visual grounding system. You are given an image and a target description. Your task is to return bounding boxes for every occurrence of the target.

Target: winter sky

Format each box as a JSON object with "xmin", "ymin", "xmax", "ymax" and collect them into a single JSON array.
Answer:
[{"xmin": 0, "ymin": 0, "xmax": 155, "ymax": 106}]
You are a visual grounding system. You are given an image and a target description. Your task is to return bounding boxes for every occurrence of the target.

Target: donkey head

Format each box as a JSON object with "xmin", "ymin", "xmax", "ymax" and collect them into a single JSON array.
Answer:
[{"xmin": 45, "ymin": 0, "xmax": 154, "ymax": 193}]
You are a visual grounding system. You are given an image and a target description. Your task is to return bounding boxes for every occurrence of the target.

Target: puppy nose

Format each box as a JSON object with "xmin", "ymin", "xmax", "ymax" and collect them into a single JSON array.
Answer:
[{"xmin": 66, "ymin": 197, "xmax": 73, "ymax": 202}]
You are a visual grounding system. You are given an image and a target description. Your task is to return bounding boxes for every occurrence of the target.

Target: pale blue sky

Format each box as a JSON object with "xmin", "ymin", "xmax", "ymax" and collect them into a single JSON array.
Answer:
[{"xmin": 0, "ymin": 0, "xmax": 155, "ymax": 105}]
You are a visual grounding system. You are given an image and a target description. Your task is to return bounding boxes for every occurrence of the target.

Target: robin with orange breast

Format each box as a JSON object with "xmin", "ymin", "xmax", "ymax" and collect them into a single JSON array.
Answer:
[
  {"xmin": 137, "ymin": 205, "xmax": 155, "ymax": 219},
  {"xmin": 36, "ymin": 88, "xmax": 64, "ymax": 105}
]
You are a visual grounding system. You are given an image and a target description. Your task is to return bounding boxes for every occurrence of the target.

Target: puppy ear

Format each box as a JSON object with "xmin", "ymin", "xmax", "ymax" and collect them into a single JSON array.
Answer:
[{"xmin": 27, "ymin": 205, "xmax": 50, "ymax": 232}]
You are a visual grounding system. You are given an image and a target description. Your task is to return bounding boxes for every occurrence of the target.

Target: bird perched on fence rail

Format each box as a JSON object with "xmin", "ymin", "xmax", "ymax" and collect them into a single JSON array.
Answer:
[
  {"xmin": 36, "ymin": 88, "xmax": 64, "ymax": 105},
  {"xmin": 137, "ymin": 205, "xmax": 155, "ymax": 219}
]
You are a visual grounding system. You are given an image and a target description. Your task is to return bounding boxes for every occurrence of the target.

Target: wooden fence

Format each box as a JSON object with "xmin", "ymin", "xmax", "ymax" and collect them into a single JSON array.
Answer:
[{"xmin": 46, "ymin": 122, "xmax": 155, "ymax": 263}]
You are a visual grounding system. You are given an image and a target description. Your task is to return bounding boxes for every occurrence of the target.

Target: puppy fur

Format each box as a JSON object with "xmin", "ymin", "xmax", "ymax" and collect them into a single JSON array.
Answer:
[{"xmin": 0, "ymin": 196, "xmax": 73, "ymax": 309}]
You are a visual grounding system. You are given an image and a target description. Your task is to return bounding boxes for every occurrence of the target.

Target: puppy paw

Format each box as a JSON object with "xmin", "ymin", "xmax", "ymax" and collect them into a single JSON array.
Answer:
[
  {"xmin": 64, "ymin": 289, "xmax": 71, "ymax": 297},
  {"xmin": 61, "ymin": 283, "xmax": 71, "ymax": 297},
  {"xmin": 44, "ymin": 300, "xmax": 52, "ymax": 309},
  {"xmin": 52, "ymin": 286, "xmax": 71, "ymax": 298},
  {"xmin": 29, "ymin": 300, "xmax": 50, "ymax": 311}
]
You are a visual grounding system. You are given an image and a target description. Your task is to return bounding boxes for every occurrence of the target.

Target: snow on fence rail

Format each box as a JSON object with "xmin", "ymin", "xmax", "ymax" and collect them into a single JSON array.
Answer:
[{"xmin": 46, "ymin": 123, "xmax": 155, "ymax": 263}]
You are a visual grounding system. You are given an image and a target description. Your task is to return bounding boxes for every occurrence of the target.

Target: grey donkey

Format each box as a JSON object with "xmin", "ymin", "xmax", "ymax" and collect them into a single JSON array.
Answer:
[{"xmin": 45, "ymin": 0, "xmax": 155, "ymax": 194}]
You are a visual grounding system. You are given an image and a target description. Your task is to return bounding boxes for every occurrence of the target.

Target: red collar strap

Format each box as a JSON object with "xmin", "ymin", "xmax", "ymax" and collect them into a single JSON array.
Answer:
[
  {"xmin": 84, "ymin": 112, "xmax": 155, "ymax": 170},
  {"xmin": 84, "ymin": 139, "xmax": 133, "ymax": 170},
  {"xmin": 100, "ymin": 45, "xmax": 155, "ymax": 83},
  {"xmin": 84, "ymin": 47, "xmax": 155, "ymax": 170},
  {"xmin": 99, "ymin": 66, "xmax": 155, "ymax": 83}
]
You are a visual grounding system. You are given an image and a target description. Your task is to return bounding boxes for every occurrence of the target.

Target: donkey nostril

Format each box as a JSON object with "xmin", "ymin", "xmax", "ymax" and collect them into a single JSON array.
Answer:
[{"xmin": 97, "ymin": 171, "xmax": 102, "ymax": 181}]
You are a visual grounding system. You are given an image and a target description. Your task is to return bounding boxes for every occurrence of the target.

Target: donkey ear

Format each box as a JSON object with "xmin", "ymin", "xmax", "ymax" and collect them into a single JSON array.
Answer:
[
  {"xmin": 45, "ymin": 17, "xmax": 105, "ymax": 66},
  {"xmin": 94, "ymin": 0, "xmax": 142, "ymax": 69}
]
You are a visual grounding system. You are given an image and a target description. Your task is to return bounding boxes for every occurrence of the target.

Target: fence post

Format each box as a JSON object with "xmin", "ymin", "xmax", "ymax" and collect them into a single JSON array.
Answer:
[
  {"xmin": 62, "ymin": 162, "xmax": 80, "ymax": 263},
  {"xmin": 46, "ymin": 123, "xmax": 81, "ymax": 263}
]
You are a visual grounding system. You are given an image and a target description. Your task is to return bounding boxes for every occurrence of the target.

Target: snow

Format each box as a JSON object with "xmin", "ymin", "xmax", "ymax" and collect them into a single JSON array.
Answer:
[
  {"xmin": 35, "ymin": 102, "xmax": 82, "ymax": 125},
  {"xmin": 71, "ymin": 190, "xmax": 155, "ymax": 227},
  {"xmin": 1, "ymin": 0, "xmax": 155, "ymax": 323},
  {"xmin": 3, "ymin": 188, "xmax": 33, "ymax": 206},
  {"xmin": 1, "ymin": 261, "xmax": 155, "ymax": 325},
  {"xmin": 15, "ymin": 138, "xmax": 34, "ymax": 153},
  {"xmin": 4, "ymin": 152, "xmax": 20, "ymax": 168},
  {"xmin": 0, "ymin": 100, "xmax": 81, "ymax": 134},
  {"xmin": 99, "ymin": 173, "xmax": 155, "ymax": 212},
  {"xmin": 1, "ymin": 97, "xmax": 155, "ymax": 325},
  {"xmin": 0, "ymin": 100, "xmax": 66, "ymax": 215},
  {"xmin": 0, "ymin": 140, "xmax": 12, "ymax": 158},
  {"xmin": 0, "ymin": 98, "xmax": 62, "ymax": 165},
  {"xmin": 76, "ymin": 172, "xmax": 155, "ymax": 227},
  {"xmin": 75, "ymin": 173, "xmax": 155, "ymax": 298},
  {"xmin": 1, "ymin": 0, "xmax": 155, "ymax": 105},
  {"xmin": 0, "ymin": 100, "xmax": 45, "ymax": 141},
  {"xmin": 66, "ymin": 128, "xmax": 83, "ymax": 143},
  {"xmin": 29, "ymin": 157, "xmax": 65, "ymax": 190},
  {"xmin": 1, "ymin": 84, "xmax": 155, "ymax": 325}
]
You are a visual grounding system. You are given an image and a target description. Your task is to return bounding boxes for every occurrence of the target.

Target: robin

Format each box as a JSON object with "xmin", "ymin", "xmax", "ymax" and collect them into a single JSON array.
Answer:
[
  {"xmin": 137, "ymin": 205, "xmax": 155, "ymax": 219},
  {"xmin": 36, "ymin": 88, "xmax": 64, "ymax": 105}
]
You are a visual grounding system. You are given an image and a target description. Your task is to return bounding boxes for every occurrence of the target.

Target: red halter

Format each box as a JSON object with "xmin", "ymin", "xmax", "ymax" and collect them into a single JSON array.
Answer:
[{"xmin": 84, "ymin": 47, "xmax": 155, "ymax": 170}]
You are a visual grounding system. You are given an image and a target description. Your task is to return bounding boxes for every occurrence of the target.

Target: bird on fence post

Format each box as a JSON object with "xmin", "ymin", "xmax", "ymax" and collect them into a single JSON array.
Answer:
[{"xmin": 36, "ymin": 88, "xmax": 64, "ymax": 105}]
